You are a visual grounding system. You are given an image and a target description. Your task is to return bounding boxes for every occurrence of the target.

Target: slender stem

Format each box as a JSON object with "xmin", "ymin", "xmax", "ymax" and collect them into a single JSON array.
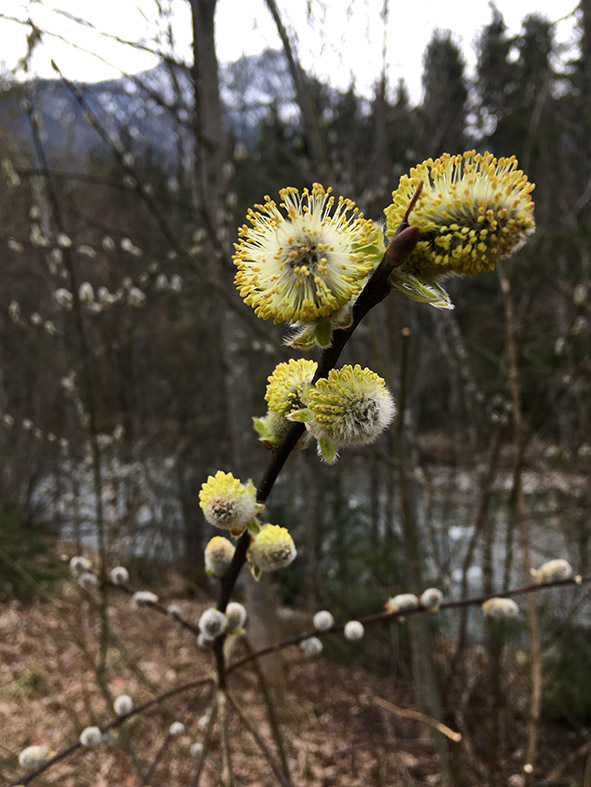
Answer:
[
  {"xmin": 218, "ymin": 691, "xmax": 234, "ymax": 787},
  {"xmin": 9, "ymin": 677, "xmax": 215, "ymax": 786},
  {"xmin": 190, "ymin": 693, "xmax": 219, "ymax": 787},
  {"xmin": 141, "ymin": 732, "xmax": 173, "ymax": 786},
  {"xmin": 227, "ymin": 690, "xmax": 292, "ymax": 787},
  {"xmin": 499, "ymin": 269, "xmax": 542, "ymax": 782},
  {"xmin": 246, "ymin": 640, "xmax": 292, "ymax": 783}
]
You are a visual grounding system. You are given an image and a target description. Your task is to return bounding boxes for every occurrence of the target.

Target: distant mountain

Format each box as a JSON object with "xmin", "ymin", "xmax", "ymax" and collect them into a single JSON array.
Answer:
[{"xmin": 0, "ymin": 49, "xmax": 295, "ymax": 165}]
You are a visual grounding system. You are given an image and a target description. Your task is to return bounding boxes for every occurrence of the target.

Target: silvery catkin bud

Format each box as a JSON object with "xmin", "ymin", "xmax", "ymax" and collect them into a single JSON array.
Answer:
[
  {"xmin": 225, "ymin": 602, "xmax": 247, "ymax": 632},
  {"xmin": 420, "ymin": 588, "xmax": 443, "ymax": 611},
  {"xmin": 531, "ymin": 559, "xmax": 572, "ymax": 583},
  {"xmin": 79, "ymin": 726, "xmax": 102, "ymax": 747},
  {"xmin": 313, "ymin": 610, "xmax": 334, "ymax": 631},
  {"xmin": 204, "ymin": 536, "xmax": 236, "ymax": 578},
  {"xmin": 481, "ymin": 597, "xmax": 519, "ymax": 620},
  {"xmin": 77, "ymin": 572, "xmax": 98, "ymax": 590},
  {"xmin": 18, "ymin": 744, "xmax": 53, "ymax": 768},
  {"xmin": 110, "ymin": 566, "xmax": 129, "ymax": 585},
  {"xmin": 385, "ymin": 594, "xmax": 419, "ymax": 614},
  {"xmin": 131, "ymin": 590, "xmax": 159, "ymax": 607},
  {"xmin": 301, "ymin": 636, "xmax": 323, "ymax": 656},
  {"xmin": 69, "ymin": 555, "xmax": 91, "ymax": 576},
  {"xmin": 113, "ymin": 694, "xmax": 133, "ymax": 716},
  {"xmin": 198, "ymin": 608, "xmax": 228, "ymax": 639},
  {"xmin": 344, "ymin": 620, "xmax": 365, "ymax": 641}
]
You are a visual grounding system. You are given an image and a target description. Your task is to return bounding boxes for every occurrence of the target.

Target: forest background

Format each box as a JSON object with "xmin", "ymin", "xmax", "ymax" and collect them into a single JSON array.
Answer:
[{"xmin": 0, "ymin": 1, "xmax": 590, "ymax": 785}]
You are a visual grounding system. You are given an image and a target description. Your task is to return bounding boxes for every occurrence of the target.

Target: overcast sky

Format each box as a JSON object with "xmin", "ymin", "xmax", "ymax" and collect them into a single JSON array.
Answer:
[{"xmin": 0, "ymin": 0, "xmax": 580, "ymax": 103}]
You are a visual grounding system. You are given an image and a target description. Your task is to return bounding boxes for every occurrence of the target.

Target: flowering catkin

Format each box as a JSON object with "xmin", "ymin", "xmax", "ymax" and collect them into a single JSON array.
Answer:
[
  {"xmin": 199, "ymin": 471, "xmax": 258, "ymax": 535},
  {"xmin": 247, "ymin": 524, "xmax": 297, "ymax": 575}
]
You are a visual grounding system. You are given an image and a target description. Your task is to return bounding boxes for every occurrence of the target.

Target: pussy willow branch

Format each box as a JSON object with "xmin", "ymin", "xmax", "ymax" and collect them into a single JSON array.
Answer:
[
  {"xmin": 226, "ymin": 575, "xmax": 589, "ymax": 674},
  {"xmin": 10, "ymin": 575, "xmax": 587, "ymax": 787},
  {"xmin": 213, "ymin": 224, "xmax": 420, "ymax": 687},
  {"xmin": 9, "ymin": 678, "xmax": 214, "ymax": 787},
  {"xmin": 9, "ymin": 575, "xmax": 587, "ymax": 787}
]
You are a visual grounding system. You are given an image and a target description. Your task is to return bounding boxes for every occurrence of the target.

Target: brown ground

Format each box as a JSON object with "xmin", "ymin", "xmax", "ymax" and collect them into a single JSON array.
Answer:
[{"xmin": 0, "ymin": 587, "xmax": 587, "ymax": 786}]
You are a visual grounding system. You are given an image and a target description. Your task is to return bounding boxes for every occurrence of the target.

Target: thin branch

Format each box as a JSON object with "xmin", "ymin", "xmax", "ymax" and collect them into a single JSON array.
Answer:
[
  {"xmin": 227, "ymin": 690, "xmax": 292, "ymax": 787},
  {"xmin": 8, "ymin": 676, "xmax": 215, "ymax": 786},
  {"xmin": 373, "ymin": 696, "xmax": 462, "ymax": 743},
  {"xmin": 190, "ymin": 693, "xmax": 219, "ymax": 787},
  {"xmin": 226, "ymin": 576, "xmax": 589, "ymax": 675}
]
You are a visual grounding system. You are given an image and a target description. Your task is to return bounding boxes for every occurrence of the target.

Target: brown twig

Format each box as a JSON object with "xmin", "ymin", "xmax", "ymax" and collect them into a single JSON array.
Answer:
[{"xmin": 227, "ymin": 690, "xmax": 292, "ymax": 787}]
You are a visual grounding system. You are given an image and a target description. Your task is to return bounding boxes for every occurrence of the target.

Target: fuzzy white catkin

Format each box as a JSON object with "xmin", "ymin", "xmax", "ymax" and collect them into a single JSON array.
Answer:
[
  {"xmin": 167, "ymin": 604, "xmax": 182, "ymax": 618},
  {"xmin": 344, "ymin": 620, "xmax": 365, "ymax": 641},
  {"xmin": 197, "ymin": 714, "xmax": 210, "ymax": 731},
  {"xmin": 198, "ymin": 633, "xmax": 215, "ymax": 649},
  {"xmin": 169, "ymin": 722, "xmax": 185, "ymax": 737},
  {"xmin": 110, "ymin": 566, "xmax": 129, "ymax": 585},
  {"xmin": 79, "ymin": 726, "xmax": 102, "ymax": 747},
  {"xmin": 18, "ymin": 744, "xmax": 53, "ymax": 768},
  {"xmin": 77, "ymin": 572, "xmax": 98, "ymax": 590},
  {"xmin": 313, "ymin": 610, "xmax": 334, "ymax": 631},
  {"xmin": 481, "ymin": 597, "xmax": 519, "ymax": 620},
  {"xmin": 301, "ymin": 636, "xmax": 323, "ymax": 656},
  {"xmin": 131, "ymin": 590, "xmax": 159, "ymax": 607},
  {"xmin": 420, "ymin": 588, "xmax": 443, "ymax": 610},
  {"xmin": 113, "ymin": 694, "xmax": 133, "ymax": 716},
  {"xmin": 198, "ymin": 608, "xmax": 228, "ymax": 638},
  {"xmin": 385, "ymin": 593, "xmax": 420, "ymax": 614},
  {"xmin": 531, "ymin": 559, "xmax": 572, "ymax": 583},
  {"xmin": 69, "ymin": 555, "xmax": 91, "ymax": 576},
  {"xmin": 225, "ymin": 602, "xmax": 247, "ymax": 632},
  {"xmin": 190, "ymin": 741, "xmax": 204, "ymax": 756}
]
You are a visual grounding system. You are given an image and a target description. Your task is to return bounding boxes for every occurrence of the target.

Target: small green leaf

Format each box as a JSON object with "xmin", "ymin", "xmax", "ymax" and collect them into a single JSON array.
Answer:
[
  {"xmin": 253, "ymin": 417, "xmax": 271, "ymax": 439},
  {"xmin": 315, "ymin": 320, "xmax": 332, "ymax": 348},
  {"xmin": 286, "ymin": 325, "xmax": 316, "ymax": 349},
  {"xmin": 247, "ymin": 518, "xmax": 261, "ymax": 535},
  {"xmin": 318, "ymin": 436, "xmax": 337, "ymax": 464},
  {"xmin": 287, "ymin": 408, "xmax": 312, "ymax": 423}
]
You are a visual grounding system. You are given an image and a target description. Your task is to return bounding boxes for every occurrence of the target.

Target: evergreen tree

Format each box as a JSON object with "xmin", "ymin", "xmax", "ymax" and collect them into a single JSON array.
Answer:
[{"xmin": 420, "ymin": 30, "xmax": 468, "ymax": 155}]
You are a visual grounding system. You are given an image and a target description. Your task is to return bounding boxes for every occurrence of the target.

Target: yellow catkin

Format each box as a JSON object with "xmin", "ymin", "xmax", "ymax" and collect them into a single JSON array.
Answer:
[{"xmin": 384, "ymin": 151, "xmax": 535, "ymax": 278}]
